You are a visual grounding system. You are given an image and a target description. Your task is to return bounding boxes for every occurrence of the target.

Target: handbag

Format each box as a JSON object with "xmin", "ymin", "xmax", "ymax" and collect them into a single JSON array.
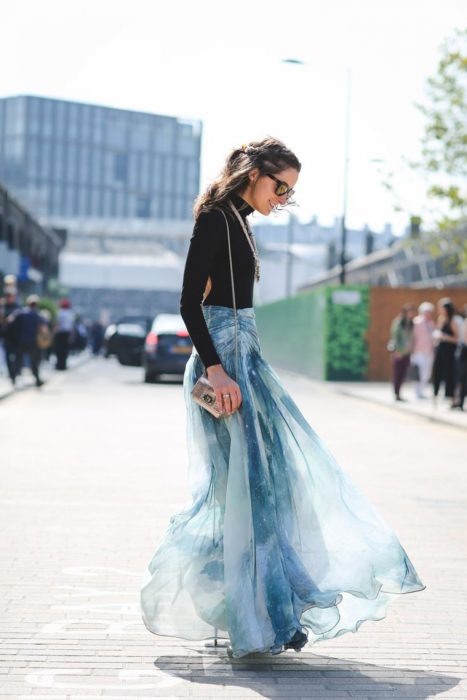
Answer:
[
  {"xmin": 37, "ymin": 323, "xmax": 52, "ymax": 350},
  {"xmin": 191, "ymin": 208, "xmax": 238, "ymax": 418}
]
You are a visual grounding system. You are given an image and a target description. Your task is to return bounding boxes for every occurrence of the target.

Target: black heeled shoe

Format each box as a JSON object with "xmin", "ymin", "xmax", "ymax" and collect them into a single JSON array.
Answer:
[{"xmin": 284, "ymin": 629, "xmax": 308, "ymax": 652}]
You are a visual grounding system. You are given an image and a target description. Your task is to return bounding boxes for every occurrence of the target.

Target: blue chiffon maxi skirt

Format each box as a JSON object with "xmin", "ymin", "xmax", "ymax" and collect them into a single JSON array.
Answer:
[{"xmin": 140, "ymin": 305, "xmax": 424, "ymax": 658}]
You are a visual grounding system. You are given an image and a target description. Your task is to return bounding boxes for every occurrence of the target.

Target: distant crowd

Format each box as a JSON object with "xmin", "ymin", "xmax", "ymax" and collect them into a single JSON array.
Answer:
[
  {"xmin": 388, "ymin": 298, "xmax": 467, "ymax": 410},
  {"xmin": 0, "ymin": 276, "xmax": 104, "ymax": 389}
]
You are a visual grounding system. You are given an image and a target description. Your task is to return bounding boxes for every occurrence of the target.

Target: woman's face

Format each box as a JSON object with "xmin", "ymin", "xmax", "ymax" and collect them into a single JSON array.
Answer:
[
  {"xmin": 241, "ymin": 167, "xmax": 300, "ymax": 216},
  {"xmin": 438, "ymin": 307, "xmax": 447, "ymax": 321}
]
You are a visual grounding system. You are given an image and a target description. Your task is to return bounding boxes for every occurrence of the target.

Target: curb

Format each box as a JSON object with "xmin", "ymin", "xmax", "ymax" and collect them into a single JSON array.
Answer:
[
  {"xmin": 274, "ymin": 367, "xmax": 466, "ymax": 432},
  {"xmin": 331, "ymin": 385, "xmax": 466, "ymax": 432}
]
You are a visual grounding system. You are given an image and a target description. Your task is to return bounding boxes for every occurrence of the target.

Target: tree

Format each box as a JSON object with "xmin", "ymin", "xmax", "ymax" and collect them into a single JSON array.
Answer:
[
  {"xmin": 382, "ymin": 28, "xmax": 467, "ymax": 272},
  {"xmin": 414, "ymin": 27, "xmax": 467, "ymax": 230}
]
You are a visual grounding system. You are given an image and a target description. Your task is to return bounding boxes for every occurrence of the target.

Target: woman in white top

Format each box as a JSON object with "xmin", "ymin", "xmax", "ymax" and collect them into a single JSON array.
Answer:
[{"xmin": 54, "ymin": 298, "xmax": 74, "ymax": 370}]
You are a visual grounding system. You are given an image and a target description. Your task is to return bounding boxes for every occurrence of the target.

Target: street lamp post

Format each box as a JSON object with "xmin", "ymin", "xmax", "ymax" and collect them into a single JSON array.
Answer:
[{"xmin": 339, "ymin": 68, "xmax": 352, "ymax": 285}]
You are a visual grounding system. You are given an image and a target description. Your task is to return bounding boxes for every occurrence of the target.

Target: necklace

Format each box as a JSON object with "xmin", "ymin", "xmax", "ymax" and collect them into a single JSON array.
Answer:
[{"xmin": 228, "ymin": 201, "xmax": 260, "ymax": 282}]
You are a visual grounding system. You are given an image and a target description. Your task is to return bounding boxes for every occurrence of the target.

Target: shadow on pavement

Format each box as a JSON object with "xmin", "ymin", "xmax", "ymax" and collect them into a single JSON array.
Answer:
[{"xmin": 153, "ymin": 651, "xmax": 460, "ymax": 698}]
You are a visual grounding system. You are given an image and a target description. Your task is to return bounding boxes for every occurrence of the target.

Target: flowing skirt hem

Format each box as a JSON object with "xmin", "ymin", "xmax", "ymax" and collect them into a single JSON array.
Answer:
[
  {"xmin": 140, "ymin": 306, "xmax": 425, "ymax": 659},
  {"xmin": 141, "ymin": 574, "xmax": 426, "ymax": 658}
]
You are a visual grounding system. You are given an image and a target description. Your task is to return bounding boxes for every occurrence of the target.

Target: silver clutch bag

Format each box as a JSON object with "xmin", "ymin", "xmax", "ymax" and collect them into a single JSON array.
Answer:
[{"xmin": 191, "ymin": 375, "xmax": 224, "ymax": 418}]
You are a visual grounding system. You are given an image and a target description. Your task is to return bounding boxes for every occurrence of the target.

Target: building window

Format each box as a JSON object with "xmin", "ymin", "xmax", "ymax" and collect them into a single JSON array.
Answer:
[
  {"xmin": 91, "ymin": 188, "xmax": 102, "ymax": 216},
  {"xmin": 128, "ymin": 153, "xmax": 138, "ymax": 189},
  {"xmin": 79, "ymin": 146, "xmax": 90, "ymax": 184},
  {"xmin": 136, "ymin": 195, "xmax": 151, "ymax": 218},
  {"xmin": 130, "ymin": 121, "xmax": 151, "ymax": 150},
  {"xmin": 106, "ymin": 114, "xmax": 127, "ymax": 149},
  {"xmin": 154, "ymin": 120, "xmax": 174, "ymax": 154},
  {"xmin": 91, "ymin": 150, "xmax": 103, "ymax": 186},
  {"xmin": 103, "ymin": 189, "xmax": 112, "ymax": 216},
  {"xmin": 113, "ymin": 153, "xmax": 128, "ymax": 183},
  {"xmin": 140, "ymin": 153, "xmax": 150, "ymax": 190}
]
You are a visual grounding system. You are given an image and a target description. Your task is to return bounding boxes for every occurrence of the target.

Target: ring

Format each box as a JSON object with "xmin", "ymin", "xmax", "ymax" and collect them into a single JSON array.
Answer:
[{"xmin": 222, "ymin": 393, "xmax": 231, "ymax": 398}]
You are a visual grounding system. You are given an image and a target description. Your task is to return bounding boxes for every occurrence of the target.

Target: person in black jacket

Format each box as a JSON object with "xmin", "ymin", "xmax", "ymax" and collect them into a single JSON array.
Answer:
[
  {"xmin": 12, "ymin": 294, "xmax": 45, "ymax": 387},
  {"xmin": 0, "ymin": 287, "xmax": 20, "ymax": 384},
  {"xmin": 432, "ymin": 299, "xmax": 459, "ymax": 402}
]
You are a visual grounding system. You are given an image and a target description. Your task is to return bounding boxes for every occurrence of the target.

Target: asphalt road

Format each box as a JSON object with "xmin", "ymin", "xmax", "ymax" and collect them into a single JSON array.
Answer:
[{"xmin": 1, "ymin": 356, "xmax": 466, "ymax": 699}]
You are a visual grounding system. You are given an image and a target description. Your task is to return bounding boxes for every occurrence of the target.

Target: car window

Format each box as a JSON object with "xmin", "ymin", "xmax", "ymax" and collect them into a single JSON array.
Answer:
[
  {"xmin": 117, "ymin": 323, "xmax": 147, "ymax": 337},
  {"xmin": 151, "ymin": 314, "xmax": 186, "ymax": 334}
]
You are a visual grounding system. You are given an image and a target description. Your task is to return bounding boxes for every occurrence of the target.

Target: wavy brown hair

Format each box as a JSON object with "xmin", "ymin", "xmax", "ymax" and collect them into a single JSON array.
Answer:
[{"xmin": 193, "ymin": 136, "xmax": 301, "ymax": 219}]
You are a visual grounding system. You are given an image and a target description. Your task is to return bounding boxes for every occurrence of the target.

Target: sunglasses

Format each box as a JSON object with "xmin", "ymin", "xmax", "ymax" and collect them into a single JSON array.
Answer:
[{"xmin": 266, "ymin": 174, "xmax": 295, "ymax": 199}]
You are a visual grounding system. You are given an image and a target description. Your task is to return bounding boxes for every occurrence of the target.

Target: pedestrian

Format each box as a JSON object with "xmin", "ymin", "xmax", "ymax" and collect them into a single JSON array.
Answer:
[
  {"xmin": 411, "ymin": 302, "xmax": 435, "ymax": 399},
  {"xmin": 54, "ymin": 298, "xmax": 74, "ymax": 370},
  {"xmin": 0, "ymin": 286, "xmax": 20, "ymax": 385},
  {"xmin": 387, "ymin": 303, "xmax": 416, "ymax": 401},
  {"xmin": 432, "ymin": 299, "xmax": 459, "ymax": 404},
  {"xmin": 451, "ymin": 300, "xmax": 465, "ymax": 406},
  {"xmin": 90, "ymin": 320, "xmax": 104, "ymax": 356},
  {"xmin": 72, "ymin": 315, "xmax": 88, "ymax": 352},
  {"xmin": 451, "ymin": 303, "xmax": 467, "ymax": 410},
  {"xmin": 12, "ymin": 294, "xmax": 45, "ymax": 388},
  {"xmin": 140, "ymin": 137, "xmax": 424, "ymax": 658}
]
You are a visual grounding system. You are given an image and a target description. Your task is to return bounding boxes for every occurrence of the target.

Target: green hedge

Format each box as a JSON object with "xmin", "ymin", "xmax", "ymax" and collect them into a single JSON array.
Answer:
[{"xmin": 325, "ymin": 286, "xmax": 369, "ymax": 380}]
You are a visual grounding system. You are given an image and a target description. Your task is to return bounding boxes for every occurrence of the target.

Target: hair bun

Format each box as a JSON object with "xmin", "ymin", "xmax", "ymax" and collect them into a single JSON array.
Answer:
[{"xmin": 241, "ymin": 144, "xmax": 256, "ymax": 156}]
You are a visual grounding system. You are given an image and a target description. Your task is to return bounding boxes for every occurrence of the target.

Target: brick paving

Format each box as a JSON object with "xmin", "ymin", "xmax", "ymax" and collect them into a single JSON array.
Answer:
[{"xmin": 1, "ymin": 358, "xmax": 466, "ymax": 699}]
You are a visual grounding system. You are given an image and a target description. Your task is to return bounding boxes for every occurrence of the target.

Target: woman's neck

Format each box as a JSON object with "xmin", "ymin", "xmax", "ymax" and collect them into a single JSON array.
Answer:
[{"xmin": 231, "ymin": 192, "xmax": 254, "ymax": 217}]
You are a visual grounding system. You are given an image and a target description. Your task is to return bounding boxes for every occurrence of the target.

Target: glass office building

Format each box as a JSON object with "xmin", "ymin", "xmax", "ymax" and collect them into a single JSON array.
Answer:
[{"xmin": 0, "ymin": 95, "xmax": 201, "ymax": 220}]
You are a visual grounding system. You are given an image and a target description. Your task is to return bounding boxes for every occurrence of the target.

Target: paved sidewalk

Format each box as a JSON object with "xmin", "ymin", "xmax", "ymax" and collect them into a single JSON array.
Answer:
[
  {"xmin": 1, "ymin": 360, "xmax": 466, "ymax": 699},
  {"xmin": 0, "ymin": 350, "xmax": 91, "ymax": 400},
  {"xmin": 330, "ymin": 380, "xmax": 466, "ymax": 431}
]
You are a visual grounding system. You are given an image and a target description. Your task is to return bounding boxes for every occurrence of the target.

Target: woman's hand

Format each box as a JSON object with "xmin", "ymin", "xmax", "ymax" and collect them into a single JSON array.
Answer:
[{"xmin": 206, "ymin": 364, "xmax": 242, "ymax": 416}]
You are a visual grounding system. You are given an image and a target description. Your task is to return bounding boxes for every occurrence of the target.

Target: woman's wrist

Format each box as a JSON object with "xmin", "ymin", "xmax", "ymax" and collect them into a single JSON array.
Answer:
[{"xmin": 206, "ymin": 363, "xmax": 224, "ymax": 378}]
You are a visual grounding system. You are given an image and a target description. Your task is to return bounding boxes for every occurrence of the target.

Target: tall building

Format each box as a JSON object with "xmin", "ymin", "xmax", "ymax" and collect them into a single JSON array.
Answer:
[{"xmin": 0, "ymin": 95, "xmax": 201, "ymax": 221}]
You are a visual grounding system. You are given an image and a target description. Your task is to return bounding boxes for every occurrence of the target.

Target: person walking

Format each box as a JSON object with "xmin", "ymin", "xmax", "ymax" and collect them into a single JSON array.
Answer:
[
  {"xmin": 90, "ymin": 320, "xmax": 104, "ymax": 356},
  {"xmin": 54, "ymin": 298, "xmax": 74, "ymax": 370},
  {"xmin": 140, "ymin": 137, "xmax": 424, "ymax": 658},
  {"xmin": 412, "ymin": 302, "xmax": 435, "ymax": 399},
  {"xmin": 451, "ymin": 303, "xmax": 467, "ymax": 410},
  {"xmin": 432, "ymin": 299, "xmax": 459, "ymax": 403},
  {"xmin": 0, "ymin": 286, "xmax": 20, "ymax": 384},
  {"xmin": 388, "ymin": 303, "xmax": 416, "ymax": 401},
  {"xmin": 12, "ymin": 294, "xmax": 45, "ymax": 388},
  {"xmin": 0, "ymin": 285, "xmax": 20, "ymax": 385}
]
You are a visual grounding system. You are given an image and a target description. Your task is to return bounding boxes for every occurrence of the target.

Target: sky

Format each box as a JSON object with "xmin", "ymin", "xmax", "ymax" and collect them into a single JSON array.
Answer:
[{"xmin": 1, "ymin": 0, "xmax": 465, "ymax": 234}]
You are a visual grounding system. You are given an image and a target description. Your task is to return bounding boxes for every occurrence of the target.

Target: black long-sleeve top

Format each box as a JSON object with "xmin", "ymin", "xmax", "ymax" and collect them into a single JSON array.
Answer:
[{"xmin": 180, "ymin": 193, "xmax": 255, "ymax": 369}]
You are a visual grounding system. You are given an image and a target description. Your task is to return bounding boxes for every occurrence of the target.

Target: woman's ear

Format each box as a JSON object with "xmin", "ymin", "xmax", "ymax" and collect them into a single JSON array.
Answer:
[{"xmin": 249, "ymin": 168, "xmax": 260, "ymax": 183}]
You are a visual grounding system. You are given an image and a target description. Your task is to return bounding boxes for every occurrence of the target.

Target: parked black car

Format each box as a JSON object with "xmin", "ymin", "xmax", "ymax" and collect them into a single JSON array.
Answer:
[
  {"xmin": 143, "ymin": 314, "xmax": 192, "ymax": 382},
  {"xmin": 104, "ymin": 316, "xmax": 152, "ymax": 366}
]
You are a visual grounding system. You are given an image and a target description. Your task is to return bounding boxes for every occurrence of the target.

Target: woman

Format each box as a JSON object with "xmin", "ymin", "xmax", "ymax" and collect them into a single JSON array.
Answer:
[
  {"xmin": 54, "ymin": 298, "xmax": 74, "ymax": 371},
  {"xmin": 388, "ymin": 303, "xmax": 416, "ymax": 401},
  {"xmin": 451, "ymin": 304, "xmax": 467, "ymax": 410},
  {"xmin": 412, "ymin": 302, "xmax": 435, "ymax": 399},
  {"xmin": 140, "ymin": 137, "xmax": 424, "ymax": 658},
  {"xmin": 432, "ymin": 300, "xmax": 459, "ymax": 403}
]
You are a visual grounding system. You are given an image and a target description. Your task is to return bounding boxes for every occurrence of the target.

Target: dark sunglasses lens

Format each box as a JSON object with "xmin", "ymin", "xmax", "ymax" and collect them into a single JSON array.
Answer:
[{"xmin": 276, "ymin": 183, "xmax": 288, "ymax": 196}]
